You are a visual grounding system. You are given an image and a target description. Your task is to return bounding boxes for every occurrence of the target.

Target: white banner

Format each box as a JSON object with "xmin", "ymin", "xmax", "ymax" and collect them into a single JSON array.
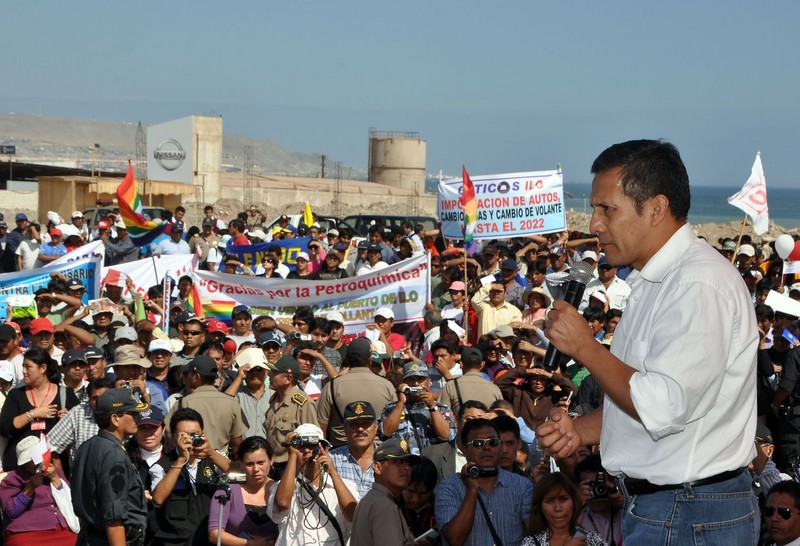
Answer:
[
  {"xmin": 50, "ymin": 240, "xmax": 106, "ymax": 267},
  {"xmin": 728, "ymin": 152, "xmax": 769, "ymax": 235},
  {"xmin": 194, "ymin": 255, "xmax": 430, "ymax": 334},
  {"xmin": 437, "ymin": 170, "xmax": 565, "ymax": 240},
  {"xmin": 102, "ymin": 255, "xmax": 197, "ymax": 299}
]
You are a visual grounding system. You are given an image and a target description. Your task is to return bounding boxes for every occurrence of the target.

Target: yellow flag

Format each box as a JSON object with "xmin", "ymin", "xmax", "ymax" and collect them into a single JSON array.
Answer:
[{"xmin": 303, "ymin": 202, "xmax": 314, "ymax": 228}]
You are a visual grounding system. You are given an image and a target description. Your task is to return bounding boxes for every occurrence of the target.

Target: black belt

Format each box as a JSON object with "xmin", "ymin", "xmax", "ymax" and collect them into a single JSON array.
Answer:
[{"xmin": 621, "ymin": 467, "xmax": 747, "ymax": 497}]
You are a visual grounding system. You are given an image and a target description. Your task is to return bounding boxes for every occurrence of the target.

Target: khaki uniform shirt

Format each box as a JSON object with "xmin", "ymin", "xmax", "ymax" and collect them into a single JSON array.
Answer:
[
  {"xmin": 350, "ymin": 482, "xmax": 414, "ymax": 546},
  {"xmin": 316, "ymin": 368, "xmax": 397, "ymax": 447},
  {"xmin": 438, "ymin": 372, "xmax": 503, "ymax": 417},
  {"xmin": 166, "ymin": 385, "xmax": 247, "ymax": 452},
  {"xmin": 263, "ymin": 385, "xmax": 318, "ymax": 463}
]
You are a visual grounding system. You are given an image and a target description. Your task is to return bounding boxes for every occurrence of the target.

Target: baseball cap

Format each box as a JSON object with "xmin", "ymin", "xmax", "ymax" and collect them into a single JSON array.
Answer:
[
  {"xmin": 258, "ymin": 331, "xmax": 282, "ymax": 348},
  {"xmin": 50, "ymin": 228, "xmax": 62, "ymax": 238},
  {"xmin": 248, "ymin": 230, "xmax": 266, "ymax": 241},
  {"xmin": 270, "ymin": 355, "xmax": 301, "ymax": 377},
  {"xmin": 374, "ymin": 437, "xmax": 421, "ymax": 463},
  {"xmin": 332, "ymin": 242, "xmax": 347, "ymax": 252},
  {"xmin": 598, "ymin": 256, "xmax": 614, "ymax": 268},
  {"xmin": 722, "ymin": 239, "xmax": 737, "ymax": 251},
  {"xmin": 0, "ymin": 360, "xmax": 13, "ymax": 382},
  {"xmin": 403, "ymin": 362, "xmax": 429, "ymax": 379},
  {"xmin": 279, "ymin": 214, "xmax": 290, "ymax": 222},
  {"xmin": 175, "ymin": 311, "xmax": 202, "ymax": 326},
  {"xmin": 66, "ymin": 279, "xmax": 85, "ymax": 291},
  {"xmin": 98, "ymin": 220, "xmax": 111, "ymax": 229},
  {"xmin": 137, "ymin": 405, "xmax": 166, "ymax": 427},
  {"xmin": 96, "ymin": 388, "xmax": 149, "ymax": 414},
  {"xmin": 548, "ymin": 244, "xmax": 566, "ymax": 256},
  {"xmin": 582, "ymin": 251, "xmax": 598, "ymax": 262},
  {"xmin": 327, "ymin": 229, "xmax": 339, "ymax": 237},
  {"xmin": 294, "ymin": 423, "xmax": 325, "ymax": 441},
  {"xmin": 738, "ymin": 244, "xmax": 755, "ymax": 257},
  {"xmin": 184, "ymin": 355, "xmax": 218, "ymax": 377},
  {"xmin": 343, "ymin": 401, "xmax": 377, "ymax": 423},
  {"xmin": 483, "ymin": 246, "xmax": 497, "ymax": 256},
  {"xmin": 83, "ymin": 346, "xmax": 104, "ymax": 360},
  {"xmin": 30, "ymin": 318, "xmax": 55, "ymax": 335},
  {"xmin": 756, "ymin": 422, "xmax": 773, "ymax": 444},
  {"xmin": 491, "ymin": 324, "xmax": 515, "ymax": 339},
  {"xmin": 449, "ymin": 281, "xmax": 466, "ymax": 292},
  {"xmin": 500, "ymin": 258, "xmax": 517, "ymax": 271},
  {"xmin": 202, "ymin": 217, "xmax": 214, "ymax": 227},
  {"xmin": 114, "ymin": 345, "xmax": 151, "ymax": 368},
  {"xmin": 115, "ymin": 326, "xmax": 138, "ymax": 342},
  {"xmin": 461, "ymin": 347, "xmax": 483, "ymax": 367},
  {"xmin": 170, "ymin": 222, "xmax": 184, "ymax": 232},
  {"xmin": 232, "ymin": 305, "xmax": 251, "ymax": 318},
  {"xmin": 374, "ymin": 307, "xmax": 394, "ymax": 320},
  {"xmin": 147, "ymin": 339, "xmax": 173, "ymax": 354},
  {"xmin": 357, "ymin": 240, "xmax": 369, "ymax": 250},
  {"xmin": 206, "ymin": 319, "xmax": 229, "ymax": 335},
  {"xmin": 72, "ymin": 211, "xmax": 84, "ymax": 219},
  {"xmin": 15, "ymin": 213, "xmax": 28, "ymax": 222},
  {"xmin": 296, "ymin": 252, "xmax": 310, "ymax": 262},
  {"xmin": 236, "ymin": 347, "xmax": 270, "ymax": 370},
  {"xmin": 347, "ymin": 337, "xmax": 372, "ymax": 363},
  {"xmin": 61, "ymin": 349, "xmax": 88, "ymax": 367},
  {"xmin": 326, "ymin": 311, "xmax": 344, "ymax": 325}
]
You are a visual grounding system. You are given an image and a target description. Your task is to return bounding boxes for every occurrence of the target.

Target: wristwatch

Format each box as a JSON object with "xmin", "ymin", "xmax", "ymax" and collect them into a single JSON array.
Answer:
[{"xmin": 428, "ymin": 405, "xmax": 438, "ymax": 412}]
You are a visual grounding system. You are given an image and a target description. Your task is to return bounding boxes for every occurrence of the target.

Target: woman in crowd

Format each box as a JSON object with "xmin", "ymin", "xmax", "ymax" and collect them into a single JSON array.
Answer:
[
  {"xmin": 0, "ymin": 436, "xmax": 77, "ymax": 545},
  {"xmin": 523, "ymin": 472, "xmax": 607, "ymax": 546},
  {"xmin": 208, "ymin": 436, "xmax": 279, "ymax": 546},
  {"xmin": 522, "ymin": 287, "xmax": 551, "ymax": 324},
  {"xmin": 0, "ymin": 348, "xmax": 79, "ymax": 470},
  {"xmin": 287, "ymin": 252, "xmax": 313, "ymax": 280}
]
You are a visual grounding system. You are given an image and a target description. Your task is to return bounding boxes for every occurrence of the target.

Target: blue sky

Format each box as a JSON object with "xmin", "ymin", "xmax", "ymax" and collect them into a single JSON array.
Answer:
[{"xmin": 2, "ymin": 2, "xmax": 799, "ymax": 188}]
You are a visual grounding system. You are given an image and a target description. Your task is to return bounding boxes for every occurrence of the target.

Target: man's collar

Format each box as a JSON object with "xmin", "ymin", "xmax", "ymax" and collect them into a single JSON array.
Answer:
[{"xmin": 630, "ymin": 223, "xmax": 693, "ymax": 283}]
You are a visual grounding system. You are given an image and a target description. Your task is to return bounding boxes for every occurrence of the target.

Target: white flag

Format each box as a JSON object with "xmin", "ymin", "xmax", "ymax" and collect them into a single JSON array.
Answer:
[{"xmin": 728, "ymin": 152, "xmax": 769, "ymax": 235}]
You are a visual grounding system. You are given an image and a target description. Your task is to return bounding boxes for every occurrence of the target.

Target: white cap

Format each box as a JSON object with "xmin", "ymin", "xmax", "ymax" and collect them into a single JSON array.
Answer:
[
  {"xmin": 591, "ymin": 291, "xmax": 609, "ymax": 304},
  {"xmin": 148, "ymin": 339, "xmax": 173, "ymax": 354},
  {"xmin": 235, "ymin": 347, "xmax": 269, "ymax": 370},
  {"xmin": 582, "ymin": 251, "xmax": 598, "ymax": 262},
  {"xmin": 296, "ymin": 252, "xmax": 310, "ymax": 262},
  {"xmin": 16, "ymin": 436, "xmax": 39, "ymax": 466},
  {"xmin": 326, "ymin": 311, "xmax": 345, "ymax": 324},
  {"xmin": 0, "ymin": 360, "xmax": 13, "ymax": 382},
  {"xmin": 738, "ymin": 244, "xmax": 755, "ymax": 257},
  {"xmin": 249, "ymin": 230, "xmax": 266, "ymax": 241},
  {"xmin": 72, "ymin": 210, "xmax": 84, "ymax": 219},
  {"xmin": 790, "ymin": 283, "xmax": 800, "ymax": 294},
  {"xmin": 374, "ymin": 307, "xmax": 394, "ymax": 320},
  {"xmin": 115, "ymin": 326, "xmax": 138, "ymax": 342},
  {"xmin": 294, "ymin": 423, "xmax": 325, "ymax": 440}
]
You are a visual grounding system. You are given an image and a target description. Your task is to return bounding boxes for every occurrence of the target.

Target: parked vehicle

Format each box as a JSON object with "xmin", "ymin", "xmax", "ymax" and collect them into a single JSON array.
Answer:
[
  {"xmin": 262, "ymin": 214, "xmax": 340, "ymax": 234},
  {"xmin": 338, "ymin": 214, "xmax": 438, "ymax": 237},
  {"xmin": 82, "ymin": 206, "xmax": 168, "ymax": 230}
]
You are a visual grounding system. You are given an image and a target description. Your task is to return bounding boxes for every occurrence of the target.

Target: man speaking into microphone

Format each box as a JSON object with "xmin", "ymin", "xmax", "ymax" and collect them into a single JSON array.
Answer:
[{"xmin": 537, "ymin": 140, "xmax": 759, "ymax": 543}]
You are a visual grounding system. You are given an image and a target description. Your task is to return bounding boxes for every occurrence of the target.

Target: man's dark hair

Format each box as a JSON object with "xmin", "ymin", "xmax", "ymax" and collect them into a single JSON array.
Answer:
[
  {"xmin": 293, "ymin": 306, "xmax": 314, "ymax": 325},
  {"xmin": 583, "ymin": 307, "xmax": 607, "ymax": 324},
  {"xmin": 430, "ymin": 339, "xmax": 456, "ymax": 356},
  {"xmin": 492, "ymin": 414, "xmax": 520, "ymax": 440},
  {"xmin": 458, "ymin": 400, "xmax": 489, "ymax": 420},
  {"xmin": 175, "ymin": 206, "xmax": 186, "ymax": 214},
  {"xmin": 591, "ymin": 139, "xmax": 690, "ymax": 222},
  {"xmin": 460, "ymin": 417, "xmax": 500, "ymax": 445},
  {"xmin": 178, "ymin": 275, "xmax": 193, "ymax": 286},
  {"xmin": 230, "ymin": 219, "xmax": 245, "ymax": 233},
  {"xmin": 169, "ymin": 407, "xmax": 204, "ymax": 435},
  {"xmin": 574, "ymin": 452, "xmax": 605, "ymax": 477},
  {"xmin": 204, "ymin": 205, "xmax": 214, "ymax": 213},
  {"xmin": 527, "ymin": 261, "xmax": 547, "ymax": 276},
  {"xmin": 605, "ymin": 308, "xmax": 623, "ymax": 322},
  {"xmin": 423, "ymin": 309, "xmax": 442, "ymax": 327},
  {"xmin": 147, "ymin": 285, "xmax": 163, "ymax": 299},
  {"xmin": 368, "ymin": 226, "xmax": 384, "ymax": 240},
  {"xmin": 443, "ymin": 266, "xmax": 464, "ymax": 283},
  {"xmin": 310, "ymin": 317, "xmax": 332, "ymax": 335},
  {"xmin": 337, "ymin": 227, "xmax": 351, "ymax": 239},
  {"xmin": 755, "ymin": 303, "xmax": 775, "ymax": 322},
  {"xmin": 410, "ymin": 457, "xmax": 438, "ymax": 493},
  {"xmin": 768, "ymin": 481, "xmax": 800, "ymax": 510},
  {"xmin": 200, "ymin": 340, "xmax": 224, "ymax": 355},
  {"xmin": 88, "ymin": 377, "xmax": 115, "ymax": 397}
]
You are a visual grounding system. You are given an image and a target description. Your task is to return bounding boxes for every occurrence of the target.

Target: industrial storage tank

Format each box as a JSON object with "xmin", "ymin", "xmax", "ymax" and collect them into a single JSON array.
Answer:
[{"xmin": 368, "ymin": 129, "xmax": 426, "ymax": 193}]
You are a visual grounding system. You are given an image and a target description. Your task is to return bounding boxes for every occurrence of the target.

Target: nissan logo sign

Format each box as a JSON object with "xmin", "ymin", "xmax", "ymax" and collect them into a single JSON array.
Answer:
[{"xmin": 154, "ymin": 139, "xmax": 186, "ymax": 171}]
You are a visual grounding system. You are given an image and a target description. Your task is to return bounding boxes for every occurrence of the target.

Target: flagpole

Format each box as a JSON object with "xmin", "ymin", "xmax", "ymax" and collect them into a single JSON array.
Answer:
[
  {"xmin": 463, "ymin": 244, "xmax": 469, "ymax": 343},
  {"xmin": 731, "ymin": 214, "xmax": 748, "ymax": 264}
]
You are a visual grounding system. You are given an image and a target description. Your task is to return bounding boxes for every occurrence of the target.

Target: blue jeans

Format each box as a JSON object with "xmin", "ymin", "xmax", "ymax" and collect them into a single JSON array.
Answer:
[{"xmin": 618, "ymin": 472, "xmax": 759, "ymax": 545}]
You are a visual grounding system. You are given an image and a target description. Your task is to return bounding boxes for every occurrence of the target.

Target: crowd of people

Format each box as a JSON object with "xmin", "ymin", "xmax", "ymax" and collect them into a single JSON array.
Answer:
[{"xmin": 0, "ymin": 139, "xmax": 799, "ymax": 545}]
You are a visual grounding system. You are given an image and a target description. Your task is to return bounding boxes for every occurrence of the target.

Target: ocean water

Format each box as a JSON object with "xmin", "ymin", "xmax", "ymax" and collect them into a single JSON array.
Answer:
[{"xmin": 564, "ymin": 182, "xmax": 799, "ymax": 230}]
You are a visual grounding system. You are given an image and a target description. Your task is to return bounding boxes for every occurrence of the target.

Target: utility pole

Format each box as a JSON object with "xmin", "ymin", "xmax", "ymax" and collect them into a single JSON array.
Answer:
[{"xmin": 320, "ymin": 154, "xmax": 326, "ymax": 179}]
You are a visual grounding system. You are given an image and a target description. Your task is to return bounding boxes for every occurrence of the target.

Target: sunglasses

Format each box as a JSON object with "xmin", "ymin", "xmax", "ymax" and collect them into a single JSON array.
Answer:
[
  {"xmin": 764, "ymin": 506, "xmax": 795, "ymax": 520},
  {"xmin": 465, "ymin": 437, "xmax": 500, "ymax": 449},
  {"xmin": 183, "ymin": 330, "xmax": 203, "ymax": 336}
]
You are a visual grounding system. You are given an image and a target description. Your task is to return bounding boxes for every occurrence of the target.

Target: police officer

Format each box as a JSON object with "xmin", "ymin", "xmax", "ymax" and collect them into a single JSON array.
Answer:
[
  {"xmin": 378, "ymin": 362, "xmax": 456, "ymax": 454},
  {"xmin": 263, "ymin": 355, "xmax": 318, "ymax": 478},
  {"xmin": 71, "ymin": 387, "xmax": 149, "ymax": 546}
]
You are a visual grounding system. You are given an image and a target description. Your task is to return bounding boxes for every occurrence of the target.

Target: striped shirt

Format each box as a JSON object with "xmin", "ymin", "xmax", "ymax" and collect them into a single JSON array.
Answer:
[
  {"xmin": 435, "ymin": 468, "xmax": 533, "ymax": 546},
  {"xmin": 330, "ymin": 444, "xmax": 375, "ymax": 499},
  {"xmin": 48, "ymin": 402, "xmax": 99, "ymax": 466}
]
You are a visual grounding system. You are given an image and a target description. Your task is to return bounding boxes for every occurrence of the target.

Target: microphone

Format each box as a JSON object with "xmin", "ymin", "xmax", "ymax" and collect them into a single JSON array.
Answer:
[{"xmin": 541, "ymin": 261, "xmax": 595, "ymax": 372}]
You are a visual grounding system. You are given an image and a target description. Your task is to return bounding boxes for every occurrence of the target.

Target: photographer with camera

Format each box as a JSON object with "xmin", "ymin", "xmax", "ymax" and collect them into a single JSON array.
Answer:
[
  {"xmin": 435, "ymin": 417, "xmax": 533, "ymax": 546},
  {"xmin": 268, "ymin": 423, "xmax": 358, "ymax": 545},
  {"xmin": 378, "ymin": 362, "xmax": 455, "ymax": 454},
  {"xmin": 263, "ymin": 356, "xmax": 319, "ymax": 480},
  {"xmin": 150, "ymin": 407, "xmax": 231, "ymax": 545},
  {"xmin": 574, "ymin": 454, "xmax": 623, "ymax": 546}
]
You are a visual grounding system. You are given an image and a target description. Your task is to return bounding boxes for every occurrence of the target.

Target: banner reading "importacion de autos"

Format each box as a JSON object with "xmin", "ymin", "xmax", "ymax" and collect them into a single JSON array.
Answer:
[{"xmin": 437, "ymin": 170, "xmax": 566, "ymax": 240}]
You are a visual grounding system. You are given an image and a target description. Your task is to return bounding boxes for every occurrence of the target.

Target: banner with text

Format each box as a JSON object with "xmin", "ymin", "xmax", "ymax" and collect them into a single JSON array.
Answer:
[
  {"xmin": 194, "ymin": 254, "xmax": 429, "ymax": 333},
  {"xmin": 0, "ymin": 255, "xmax": 103, "ymax": 320},
  {"xmin": 437, "ymin": 170, "xmax": 565, "ymax": 239},
  {"xmin": 51, "ymin": 240, "xmax": 106, "ymax": 267},
  {"xmin": 102, "ymin": 255, "xmax": 197, "ymax": 298},
  {"xmin": 227, "ymin": 237, "xmax": 312, "ymax": 272}
]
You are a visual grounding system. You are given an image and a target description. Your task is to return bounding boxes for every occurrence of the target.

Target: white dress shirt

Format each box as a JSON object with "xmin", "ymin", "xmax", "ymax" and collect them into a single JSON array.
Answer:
[{"xmin": 601, "ymin": 223, "xmax": 758, "ymax": 484}]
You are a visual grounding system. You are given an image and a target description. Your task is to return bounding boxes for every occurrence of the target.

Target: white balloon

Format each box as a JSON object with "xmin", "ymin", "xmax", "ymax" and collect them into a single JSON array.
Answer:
[{"xmin": 776, "ymin": 234, "xmax": 795, "ymax": 260}]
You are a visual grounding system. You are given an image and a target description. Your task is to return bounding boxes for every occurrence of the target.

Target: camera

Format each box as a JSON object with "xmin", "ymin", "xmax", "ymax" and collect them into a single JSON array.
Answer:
[
  {"xmin": 289, "ymin": 332, "xmax": 312, "ymax": 342},
  {"xmin": 290, "ymin": 435, "xmax": 331, "ymax": 448},
  {"xmin": 190, "ymin": 433, "xmax": 205, "ymax": 448},
  {"xmin": 589, "ymin": 472, "xmax": 617, "ymax": 499},
  {"xmin": 465, "ymin": 465, "xmax": 498, "ymax": 479},
  {"xmin": 402, "ymin": 387, "xmax": 424, "ymax": 396},
  {"xmin": 392, "ymin": 350, "xmax": 406, "ymax": 360}
]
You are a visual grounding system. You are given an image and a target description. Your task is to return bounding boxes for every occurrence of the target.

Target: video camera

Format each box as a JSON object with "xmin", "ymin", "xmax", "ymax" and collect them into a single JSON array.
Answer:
[
  {"xmin": 290, "ymin": 435, "xmax": 331, "ymax": 449},
  {"xmin": 464, "ymin": 465, "xmax": 498, "ymax": 479},
  {"xmin": 402, "ymin": 386, "xmax": 424, "ymax": 396}
]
